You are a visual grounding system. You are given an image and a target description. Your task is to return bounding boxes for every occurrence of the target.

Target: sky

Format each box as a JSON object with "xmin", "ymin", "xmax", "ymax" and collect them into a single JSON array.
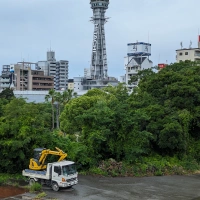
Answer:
[{"xmin": 0, "ymin": 0, "xmax": 199, "ymax": 79}]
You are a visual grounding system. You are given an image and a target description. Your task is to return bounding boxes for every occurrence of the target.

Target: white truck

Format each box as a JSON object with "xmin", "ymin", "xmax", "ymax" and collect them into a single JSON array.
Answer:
[{"xmin": 22, "ymin": 160, "xmax": 78, "ymax": 191}]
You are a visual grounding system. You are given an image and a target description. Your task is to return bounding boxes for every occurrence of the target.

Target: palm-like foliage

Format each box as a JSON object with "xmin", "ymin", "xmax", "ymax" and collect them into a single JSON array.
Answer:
[
  {"xmin": 62, "ymin": 89, "xmax": 77, "ymax": 105},
  {"xmin": 45, "ymin": 89, "xmax": 77, "ymax": 130},
  {"xmin": 45, "ymin": 89, "xmax": 56, "ymax": 130}
]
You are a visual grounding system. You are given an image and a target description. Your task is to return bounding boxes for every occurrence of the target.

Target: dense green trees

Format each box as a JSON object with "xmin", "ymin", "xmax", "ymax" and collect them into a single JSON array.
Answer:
[
  {"xmin": 60, "ymin": 61, "xmax": 200, "ymax": 167},
  {"xmin": 1, "ymin": 61, "xmax": 200, "ymax": 174},
  {"xmin": 0, "ymin": 97, "xmax": 70, "ymax": 173},
  {"xmin": 0, "ymin": 88, "xmax": 15, "ymax": 100}
]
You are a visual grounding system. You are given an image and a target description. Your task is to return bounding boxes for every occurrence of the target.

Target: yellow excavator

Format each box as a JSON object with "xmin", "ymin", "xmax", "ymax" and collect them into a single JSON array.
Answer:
[{"xmin": 29, "ymin": 147, "xmax": 67, "ymax": 170}]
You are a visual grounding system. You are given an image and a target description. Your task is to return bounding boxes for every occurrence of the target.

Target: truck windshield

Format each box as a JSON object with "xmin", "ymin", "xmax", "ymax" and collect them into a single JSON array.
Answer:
[{"xmin": 62, "ymin": 164, "xmax": 76, "ymax": 176}]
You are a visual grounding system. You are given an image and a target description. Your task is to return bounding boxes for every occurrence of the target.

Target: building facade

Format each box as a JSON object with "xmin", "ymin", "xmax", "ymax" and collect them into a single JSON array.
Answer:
[
  {"xmin": 31, "ymin": 70, "xmax": 54, "ymax": 91},
  {"xmin": 0, "ymin": 65, "xmax": 11, "ymax": 90},
  {"xmin": 68, "ymin": 79, "xmax": 74, "ymax": 90},
  {"xmin": 176, "ymin": 48, "xmax": 200, "ymax": 62}
]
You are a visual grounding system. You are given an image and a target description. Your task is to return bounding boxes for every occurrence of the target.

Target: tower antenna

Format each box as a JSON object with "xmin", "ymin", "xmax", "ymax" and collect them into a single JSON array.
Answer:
[
  {"xmin": 189, "ymin": 40, "xmax": 192, "ymax": 49},
  {"xmin": 180, "ymin": 42, "xmax": 183, "ymax": 49}
]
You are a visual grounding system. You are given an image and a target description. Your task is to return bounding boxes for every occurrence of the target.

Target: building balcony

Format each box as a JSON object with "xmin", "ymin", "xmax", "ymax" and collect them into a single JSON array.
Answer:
[
  {"xmin": 0, "ymin": 83, "xmax": 10, "ymax": 87},
  {"xmin": 32, "ymin": 80, "xmax": 54, "ymax": 84},
  {"xmin": 32, "ymin": 85, "xmax": 54, "ymax": 89},
  {"xmin": 0, "ymin": 79, "xmax": 10, "ymax": 83}
]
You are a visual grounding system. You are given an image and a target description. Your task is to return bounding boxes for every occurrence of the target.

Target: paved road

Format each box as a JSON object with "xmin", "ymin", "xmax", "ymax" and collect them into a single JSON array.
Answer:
[
  {"xmin": 41, "ymin": 174, "xmax": 200, "ymax": 200},
  {"xmin": 3, "ymin": 174, "xmax": 200, "ymax": 200}
]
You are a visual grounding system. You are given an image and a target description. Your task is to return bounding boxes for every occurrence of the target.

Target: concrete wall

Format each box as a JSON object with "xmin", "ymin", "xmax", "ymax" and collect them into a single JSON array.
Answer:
[
  {"xmin": 14, "ymin": 91, "xmax": 49, "ymax": 103},
  {"xmin": 13, "ymin": 90, "xmax": 87, "ymax": 103}
]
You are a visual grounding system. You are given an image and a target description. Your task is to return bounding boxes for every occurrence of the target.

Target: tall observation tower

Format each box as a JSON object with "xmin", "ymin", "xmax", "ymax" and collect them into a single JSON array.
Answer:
[{"xmin": 90, "ymin": 0, "xmax": 109, "ymax": 80}]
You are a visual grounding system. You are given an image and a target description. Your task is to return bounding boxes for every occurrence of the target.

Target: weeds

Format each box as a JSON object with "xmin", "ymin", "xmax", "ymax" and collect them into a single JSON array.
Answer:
[
  {"xmin": 29, "ymin": 182, "xmax": 42, "ymax": 192},
  {"xmin": 35, "ymin": 192, "xmax": 47, "ymax": 198},
  {"xmin": 0, "ymin": 173, "xmax": 26, "ymax": 186}
]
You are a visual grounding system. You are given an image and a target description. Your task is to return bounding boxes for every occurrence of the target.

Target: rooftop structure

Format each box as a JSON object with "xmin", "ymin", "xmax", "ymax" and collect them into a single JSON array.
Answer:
[{"xmin": 124, "ymin": 42, "xmax": 153, "ymax": 88}]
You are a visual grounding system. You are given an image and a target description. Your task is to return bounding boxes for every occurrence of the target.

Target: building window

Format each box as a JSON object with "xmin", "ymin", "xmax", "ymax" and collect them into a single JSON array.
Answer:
[
  {"xmin": 179, "ymin": 53, "xmax": 183, "ymax": 56},
  {"xmin": 185, "ymin": 52, "xmax": 188, "ymax": 55}
]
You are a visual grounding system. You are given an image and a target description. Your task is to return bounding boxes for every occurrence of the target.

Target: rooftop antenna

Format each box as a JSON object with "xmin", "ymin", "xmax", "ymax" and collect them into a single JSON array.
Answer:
[
  {"xmin": 148, "ymin": 31, "xmax": 149, "ymax": 43},
  {"xmin": 189, "ymin": 40, "xmax": 192, "ymax": 49},
  {"xmin": 50, "ymin": 40, "xmax": 51, "ymax": 52},
  {"xmin": 180, "ymin": 42, "xmax": 183, "ymax": 49}
]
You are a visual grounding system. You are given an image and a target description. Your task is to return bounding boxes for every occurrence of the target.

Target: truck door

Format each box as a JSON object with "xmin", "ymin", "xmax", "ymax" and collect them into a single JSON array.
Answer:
[{"xmin": 52, "ymin": 165, "xmax": 62, "ymax": 183}]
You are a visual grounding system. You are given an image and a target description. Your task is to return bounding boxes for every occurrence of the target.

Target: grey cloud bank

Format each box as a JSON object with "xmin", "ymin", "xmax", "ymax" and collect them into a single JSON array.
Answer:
[{"xmin": 0, "ymin": 0, "xmax": 199, "ymax": 78}]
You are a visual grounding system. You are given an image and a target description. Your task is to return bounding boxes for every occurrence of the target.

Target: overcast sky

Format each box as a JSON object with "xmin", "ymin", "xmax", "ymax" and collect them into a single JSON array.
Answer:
[{"xmin": 0, "ymin": 0, "xmax": 199, "ymax": 78}]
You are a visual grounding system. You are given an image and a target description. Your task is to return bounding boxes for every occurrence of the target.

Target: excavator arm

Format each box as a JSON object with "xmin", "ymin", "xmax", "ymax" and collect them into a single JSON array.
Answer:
[{"xmin": 29, "ymin": 147, "xmax": 67, "ymax": 170}]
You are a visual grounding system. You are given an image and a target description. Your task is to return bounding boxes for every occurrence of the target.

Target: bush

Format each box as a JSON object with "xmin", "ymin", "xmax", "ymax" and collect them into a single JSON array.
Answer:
[{"xmin": 29, "ymin": 182, "xmax": 42, "ymax": 192}]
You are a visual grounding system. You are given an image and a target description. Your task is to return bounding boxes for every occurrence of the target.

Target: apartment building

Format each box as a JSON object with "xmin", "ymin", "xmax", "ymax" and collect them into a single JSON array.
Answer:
[
  {"xmin": 0, "ymin": 63, "xmax": 54, "ymax": 91},
  {"xmin": 37, "ymin": 51, "xmax": 69, "ymax": 90}
]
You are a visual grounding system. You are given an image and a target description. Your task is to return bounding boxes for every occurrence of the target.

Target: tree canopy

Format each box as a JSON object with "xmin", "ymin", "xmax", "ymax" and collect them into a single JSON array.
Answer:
[{"xmin": 1, "ymin": 61, "xmax": 200, "ymax": 173}]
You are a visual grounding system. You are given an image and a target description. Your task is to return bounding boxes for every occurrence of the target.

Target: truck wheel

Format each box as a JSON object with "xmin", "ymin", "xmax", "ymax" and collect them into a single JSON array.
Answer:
[
  {"xmin": 29, "ymin": 178, "xmax": 35, "ymax": 186},
  {"xmin": 52, "ymin": 182, "xmax": 59, "ymax": 192}
]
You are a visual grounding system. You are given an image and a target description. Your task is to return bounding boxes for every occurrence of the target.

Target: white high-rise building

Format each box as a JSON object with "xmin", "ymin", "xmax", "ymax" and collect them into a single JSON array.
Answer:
[{"xmin": 37, "ymin": 51, "xmax": 69, "ymax": 90}]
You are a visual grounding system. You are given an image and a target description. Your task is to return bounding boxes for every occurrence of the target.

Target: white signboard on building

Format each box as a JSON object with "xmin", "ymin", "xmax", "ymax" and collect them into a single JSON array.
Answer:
[{"xmin": 127, "ymin": 42, "xmax": 151, "ymax": 56}]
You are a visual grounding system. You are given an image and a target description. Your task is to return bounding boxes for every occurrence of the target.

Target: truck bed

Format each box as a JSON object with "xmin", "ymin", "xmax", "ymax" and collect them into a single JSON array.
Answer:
[{"xmin": 22, "ymin": 169, "xmax": 50, "ymax": 180}]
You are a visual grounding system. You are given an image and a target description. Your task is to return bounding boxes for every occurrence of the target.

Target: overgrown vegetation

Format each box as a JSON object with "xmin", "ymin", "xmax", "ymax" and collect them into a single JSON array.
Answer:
[
  {"xmin": 0, "ymin": 173, "xmax": 25, "ymax": 186},
  {"xmin": 29, "ymin": 182, "xmax": 42, "ymax": 192},
  {"xmin": 1, "ymin": 61, "xmax": 200, "ymax": 177}
]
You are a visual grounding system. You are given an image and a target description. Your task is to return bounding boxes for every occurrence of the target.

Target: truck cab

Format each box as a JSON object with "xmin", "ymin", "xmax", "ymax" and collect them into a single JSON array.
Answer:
[{"xmin": 51, "ymin": 161, "xmax": 78, "ymax": 191}]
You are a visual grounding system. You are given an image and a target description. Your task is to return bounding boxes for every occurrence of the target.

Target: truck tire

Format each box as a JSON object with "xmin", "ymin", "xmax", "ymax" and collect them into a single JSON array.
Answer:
[
  {"xmin": 29, "ymin": 178, "xmax": 35, "ymax": 186},
  {"xmin": 52, "ymin": 182, "xmax": 59, "ymax": 192}
]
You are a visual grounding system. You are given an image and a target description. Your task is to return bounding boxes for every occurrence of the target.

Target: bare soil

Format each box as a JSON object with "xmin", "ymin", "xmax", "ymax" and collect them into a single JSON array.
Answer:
[{"xmin": 0, "ymin": 186, "xmax": 27, "ymax": 198}]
